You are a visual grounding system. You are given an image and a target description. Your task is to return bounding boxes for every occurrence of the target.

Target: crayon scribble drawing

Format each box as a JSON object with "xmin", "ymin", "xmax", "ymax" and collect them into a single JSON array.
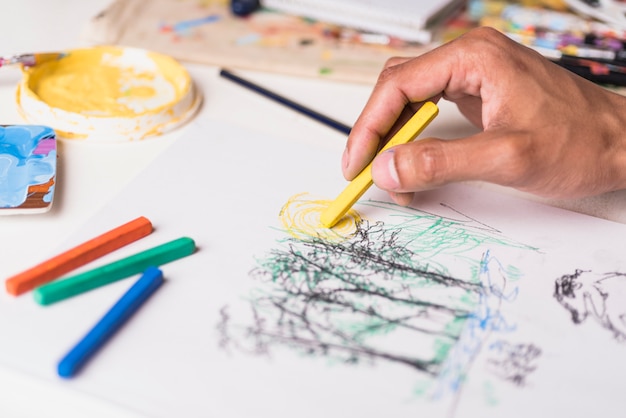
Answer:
[
  {"xmin": 554, "ymin": 270, "xmax": 626, "ymax": 341},
  {"xmin": 218, "ymin": 193, "xmax": 545, "ymax": 412},
  {"xmin": 0, "ymin": 125, "xmax": 56, "ymax": 214}
]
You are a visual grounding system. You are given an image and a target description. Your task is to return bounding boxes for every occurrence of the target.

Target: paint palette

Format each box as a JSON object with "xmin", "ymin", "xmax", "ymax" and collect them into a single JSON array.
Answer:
[
  {"xmin": 16, "ymin": 46, "xmax": 201, "ymax": 142},
  {"xmin": 0, "ymin": 125, "xmax": 57, "ymax": 214}
]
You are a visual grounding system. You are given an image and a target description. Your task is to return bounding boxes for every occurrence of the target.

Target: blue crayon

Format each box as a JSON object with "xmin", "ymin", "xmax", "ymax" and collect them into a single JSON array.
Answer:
[{"xmin": 57, "ymin": 266, "xmax": 164, "ymax": 378}]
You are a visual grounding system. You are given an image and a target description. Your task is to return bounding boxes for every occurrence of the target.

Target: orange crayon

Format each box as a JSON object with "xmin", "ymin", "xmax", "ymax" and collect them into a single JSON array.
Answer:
[{"xmin": 5, "ymin": 216, "xmax": 153, "ymax": 296}]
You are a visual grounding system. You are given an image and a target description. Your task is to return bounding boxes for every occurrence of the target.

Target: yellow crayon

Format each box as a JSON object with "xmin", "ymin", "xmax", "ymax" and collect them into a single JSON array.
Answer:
[{"xmin": 320, "ymin": 101, "xmax": 439, "ymax": 228}]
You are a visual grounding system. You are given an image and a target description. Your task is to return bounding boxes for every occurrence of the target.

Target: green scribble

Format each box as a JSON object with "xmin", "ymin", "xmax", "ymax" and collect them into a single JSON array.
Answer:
[
  {"xmin": 413, "ymin": 379, "xmax": 431, "ymax": 397},
  {"xmin": 218, "ymin": 199, "xmax": 539, "ymax": 400},
  {"xmin": 483, "ymin": 380, "xmax": 500, "ymax": 406}
]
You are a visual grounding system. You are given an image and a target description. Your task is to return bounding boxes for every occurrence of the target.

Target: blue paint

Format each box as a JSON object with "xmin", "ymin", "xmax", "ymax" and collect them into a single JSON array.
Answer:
[
  {"xmin": 168, "ymin": 14, "xmax": 220, "ymax": 34},
  {"xmin": 235, "ymin": 33, "xmax": 262, "ymax": 46},
  {"xmin": 43, "ymin": 184, "xmax": 55, "ymax": 203},
  {"xmin": 0, "ymin": 125, "xmax": 56, "ymax": 209}
]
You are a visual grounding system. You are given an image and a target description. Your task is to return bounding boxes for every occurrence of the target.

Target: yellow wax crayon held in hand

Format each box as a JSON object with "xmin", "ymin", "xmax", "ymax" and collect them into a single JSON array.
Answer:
[{"xmin": 320, "ymin": 101, "xmax": 439, "ymax": 228}]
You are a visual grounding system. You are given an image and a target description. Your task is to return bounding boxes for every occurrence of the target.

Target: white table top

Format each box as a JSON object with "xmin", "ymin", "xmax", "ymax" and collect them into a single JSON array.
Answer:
[{"xmin": 2, "ymin": 1, "xmax": 626, "ymax": 416}]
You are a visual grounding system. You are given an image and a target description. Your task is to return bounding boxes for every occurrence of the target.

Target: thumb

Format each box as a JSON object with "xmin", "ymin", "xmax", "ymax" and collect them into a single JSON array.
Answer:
[{"xmin": 370, "ymin": 131, "xmax": 527, "ymax": 193}]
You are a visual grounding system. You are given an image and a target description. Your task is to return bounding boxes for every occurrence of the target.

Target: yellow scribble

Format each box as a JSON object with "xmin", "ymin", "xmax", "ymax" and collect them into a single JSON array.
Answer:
[{"xmin": 280, "ymin": 193, "xmax": 363, "ymax": 241}]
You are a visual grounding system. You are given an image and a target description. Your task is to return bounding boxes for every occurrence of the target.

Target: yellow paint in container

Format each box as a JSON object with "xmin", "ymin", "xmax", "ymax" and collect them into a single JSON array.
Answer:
[{"xmin": 16, "ymin": 46, "xmax": 201, "ymax": 141}]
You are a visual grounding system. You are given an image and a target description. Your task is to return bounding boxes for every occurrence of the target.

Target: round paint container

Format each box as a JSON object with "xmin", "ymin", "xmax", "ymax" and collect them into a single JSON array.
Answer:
[{"xmin": 16, "ymin": 46, "xmax": 201, "ymax": 141}]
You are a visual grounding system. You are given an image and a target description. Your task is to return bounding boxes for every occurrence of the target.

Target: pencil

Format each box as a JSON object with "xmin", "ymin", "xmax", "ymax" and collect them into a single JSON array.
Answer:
[
  {"xmin": 320, "ymin": 102, "xmax": 439, "ymax": 228},
  {"xmin": 219, "ymin": 68, "xmax": 352, "ymax": 135},
  {"xmin": 5, "ymin": 216, "xmax": 154, "ymax": 296},
  {"xmin": 57, "ymin": 266, "xmax": 164, "ymax": 378},
  {"xmin": 33, "ymin": 237, "xmax": 196, "ymax": 306}
]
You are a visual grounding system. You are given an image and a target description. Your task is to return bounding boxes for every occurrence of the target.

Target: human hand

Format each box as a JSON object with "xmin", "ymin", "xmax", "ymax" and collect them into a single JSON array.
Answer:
[{"xmin": 343, "ymin": 27, "xmax": 626, "ymax": 205}]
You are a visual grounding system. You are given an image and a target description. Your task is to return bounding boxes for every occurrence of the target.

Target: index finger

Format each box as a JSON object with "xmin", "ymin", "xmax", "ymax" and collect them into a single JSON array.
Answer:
[{"xmin": 342, "ymin": 47, "xmax": 455, "ymax": 181}]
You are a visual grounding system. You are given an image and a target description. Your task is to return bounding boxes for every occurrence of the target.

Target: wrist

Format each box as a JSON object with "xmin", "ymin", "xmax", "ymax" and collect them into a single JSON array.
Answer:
[{"xmin": 601, "ymin": 91, "xmax": 626, "ymax": 192}]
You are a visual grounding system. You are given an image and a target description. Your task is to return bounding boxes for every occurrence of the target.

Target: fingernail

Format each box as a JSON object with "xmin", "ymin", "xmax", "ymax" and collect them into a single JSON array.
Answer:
[
  {"xmin": 373, "ymin": 149, "xmax": 400, "ymax": 190},
  {"xmin": 342, "ymin": 147, "xmax": 350, "ymax": 171}
]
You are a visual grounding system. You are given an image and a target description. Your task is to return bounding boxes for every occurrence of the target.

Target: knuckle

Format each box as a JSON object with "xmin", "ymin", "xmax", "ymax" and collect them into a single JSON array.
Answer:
[
  {"xmin": 460, "ymin": 26, "xmax": 510, "ymax": 48},
  {"xmin": 472, "ymin": 26, "xmax": 507, "ymax": 42},
  {"xmin": 495, "ymin": 136, "xmax": 535, "ymax": 184},
  {"xmin": 417, "ymin": 142, "xmax": 445, "ymax": 184},
  {"xmin": 453, "ymin": 27, "xmax": 522, "ymax": 67},
  {"xmin": 376, "ymin": 64, "xmax": 399, "ymax": 86},
  {"xmin": 383, "ymin": 56, "xmax": 406, "ymax": 69},
  {"xmin": 398, "ymin": 141, "xmax": 446, "ymax": 187}
]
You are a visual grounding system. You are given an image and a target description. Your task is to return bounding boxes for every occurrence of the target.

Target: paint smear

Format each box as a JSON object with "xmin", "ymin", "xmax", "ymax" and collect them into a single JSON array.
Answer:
[
  {"xmin": 160, "ymin": 14, "xmax": 221, "ymax": 37},
  {"xmin": 0, "ymin": 125, "xmax": 56, "ymax": 214}
]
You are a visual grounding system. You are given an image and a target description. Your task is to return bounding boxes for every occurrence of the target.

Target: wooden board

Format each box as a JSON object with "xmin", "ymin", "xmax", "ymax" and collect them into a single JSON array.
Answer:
[{"xmin": 82, "ymin": 0, "xmax": 437, "ymax": 84}]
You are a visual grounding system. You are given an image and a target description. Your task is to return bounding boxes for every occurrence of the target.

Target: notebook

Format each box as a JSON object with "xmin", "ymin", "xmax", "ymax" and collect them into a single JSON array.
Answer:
[{"xmin": 261, "ymin": 0, "xmax": 466, "ymax": 43}]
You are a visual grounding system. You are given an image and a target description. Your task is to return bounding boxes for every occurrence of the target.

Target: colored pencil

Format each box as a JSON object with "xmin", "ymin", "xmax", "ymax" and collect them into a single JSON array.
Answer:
[
  {"xmin": 33, "ymin": 237, "xmax": 196, "ymax": 305},
  {"xmin": 57, "ymin": 266, "xmax": 164, "ymax": 378},
  {"xmin": 5, "ymin": 216, "xmax": 154, "ymax": 296},
  {"xmin": 320, "ymin": 102, "xmax": 439, "ymax": 228},
  {"xmin": 219, "ymin": 68, "xmax": 353, "ymax": 135}
]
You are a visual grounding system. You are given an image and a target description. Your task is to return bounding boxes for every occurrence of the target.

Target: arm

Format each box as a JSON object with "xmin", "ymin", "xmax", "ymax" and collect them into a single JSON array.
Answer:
[{"xmin": 343, "ymin": 27, "xmax": 626, "ymax": 205}]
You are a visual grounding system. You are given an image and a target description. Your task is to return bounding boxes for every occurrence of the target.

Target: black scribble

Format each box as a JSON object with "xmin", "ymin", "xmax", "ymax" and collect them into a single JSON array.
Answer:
[
  {"xmin": 219, "ymin": 220, "xmax": 480, "ymax": 375},
  {"xmin": 218, "ymin": 199, "xmax": 539, "ymax": 401},
  {"xmin": 554, "ymin": 269, "xmax": 626, "ymax": 341},
  {"xmin": 438, "ymin": 202, "xmax": 503, "ymax": 234},
  {"xmin": 360, "ymin": 200, "xmax": 501, "ymax": 235},
  {"xmin": 217, "ymin": 306, "xmax": 232, "ymax": 352},
  {"xmin": 486, "ymin": 340, "xmax": 542, "ymax": 386}
]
